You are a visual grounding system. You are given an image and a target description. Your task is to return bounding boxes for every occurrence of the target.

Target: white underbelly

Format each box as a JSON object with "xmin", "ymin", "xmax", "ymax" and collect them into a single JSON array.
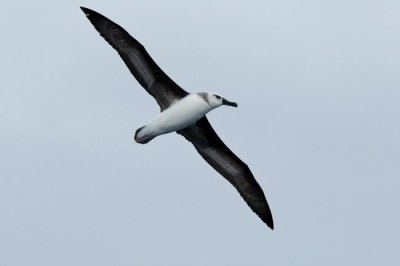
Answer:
[{"xmin": 147, "ymin": 94, "xmax": 210, "ymax": 135}]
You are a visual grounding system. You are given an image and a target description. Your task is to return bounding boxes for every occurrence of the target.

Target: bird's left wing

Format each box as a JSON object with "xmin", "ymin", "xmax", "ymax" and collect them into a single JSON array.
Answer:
[
  {"xmin": 80, "ymin": 7, "xmax": 188, "ymax": 111},
  {"xmin": 178, "ymin": 117, "xmax": 274, "ymax": 229}
]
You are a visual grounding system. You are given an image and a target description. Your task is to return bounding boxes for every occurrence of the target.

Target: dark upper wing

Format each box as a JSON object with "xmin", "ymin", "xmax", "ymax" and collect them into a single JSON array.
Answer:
[
  {"xmin": 178, "ymin": 117, "xmax": 274, "ymax": 229},
  {"xmin": 81, "ymin": 7, "xmax": 188, "ymax": 111}
]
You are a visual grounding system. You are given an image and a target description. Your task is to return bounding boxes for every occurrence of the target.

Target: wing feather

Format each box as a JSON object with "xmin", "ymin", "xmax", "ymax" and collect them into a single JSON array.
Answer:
[
  {"xmin": 81, "ymin": 7, "xmax": 188, "ymax": 110},
  {"xmin": 178, "ymin": 117, "xmax": 274, "ymax": 229}
]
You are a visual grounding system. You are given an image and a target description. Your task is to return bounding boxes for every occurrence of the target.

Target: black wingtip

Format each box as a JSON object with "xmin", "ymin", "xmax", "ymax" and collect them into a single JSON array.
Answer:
[
  {"xmin": 80, "ymin": 6, "xmax": 100, "ymax": 18},
  {"xmin": 80, "ymin": 6, "xmax": 90, "ymax": 14},
  {"xmin": 265, "ymin": 209, "xmax": 274, "ymax": 230},
  {"xmin": 260, "ymin": 210, "xmax": 274, "ymax": 230},
  {"xmin": 80, "ymin": 6, "xmax": 89, "ymax": 15},
  {"xmin": 268, "ymin": 219, "xmax": 274, "ymax": 230}
]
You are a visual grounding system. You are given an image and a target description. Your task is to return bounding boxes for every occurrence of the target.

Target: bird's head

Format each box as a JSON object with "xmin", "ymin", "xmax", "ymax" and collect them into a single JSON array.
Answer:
[{"xmin": 207, "ymin": 93, "xmax": 238, "ymax": 108}]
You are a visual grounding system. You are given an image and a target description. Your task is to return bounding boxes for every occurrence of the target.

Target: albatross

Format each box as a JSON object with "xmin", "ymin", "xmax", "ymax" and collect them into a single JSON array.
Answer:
[{"xmin": 81, "ymin": 7, "xmax": 274, "ymax": 229}]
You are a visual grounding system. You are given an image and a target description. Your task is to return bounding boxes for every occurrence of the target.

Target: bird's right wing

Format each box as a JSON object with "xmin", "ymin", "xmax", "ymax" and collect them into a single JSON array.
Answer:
[
  {"xmin": 81, "ymin": 7, "xmax": 188, "ymax": 111},
  {"xmin": 178, "ymin": 117, "xmax": 274, "ymax": 229}
]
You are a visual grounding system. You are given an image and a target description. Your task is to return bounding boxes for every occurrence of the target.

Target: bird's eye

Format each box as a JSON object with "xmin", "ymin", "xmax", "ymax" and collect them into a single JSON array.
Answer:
[{"xmin": 215, "ymin": 95, "xmax": 221, "ymax": 99}]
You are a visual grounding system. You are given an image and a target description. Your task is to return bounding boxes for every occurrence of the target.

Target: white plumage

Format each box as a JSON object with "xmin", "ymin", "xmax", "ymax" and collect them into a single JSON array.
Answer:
[{"xmin": 135, "ymin": 93, "xmax": 236, "ymax": 143}]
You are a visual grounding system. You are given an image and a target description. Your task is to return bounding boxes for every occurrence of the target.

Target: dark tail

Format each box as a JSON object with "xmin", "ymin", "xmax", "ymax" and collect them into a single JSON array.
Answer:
[{"xmin": 134, "ymin": 126, "xmax": 153, "ymax": 144}]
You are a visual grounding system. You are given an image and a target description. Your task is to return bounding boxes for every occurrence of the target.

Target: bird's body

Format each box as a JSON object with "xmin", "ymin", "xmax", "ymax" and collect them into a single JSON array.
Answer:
[
  {"xmin": 135, "ymin": 93, "xmax": 236, "ymax": 143},
  {"xmin": 81, "ymin": 7, "xmax": 274, "ymax": 229}
]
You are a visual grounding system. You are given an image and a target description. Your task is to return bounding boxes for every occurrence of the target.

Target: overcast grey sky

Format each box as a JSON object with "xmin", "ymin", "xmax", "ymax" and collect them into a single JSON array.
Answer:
[{"xmin": 1, "ymin": 0, "xmax": 399, "ymax": 265}]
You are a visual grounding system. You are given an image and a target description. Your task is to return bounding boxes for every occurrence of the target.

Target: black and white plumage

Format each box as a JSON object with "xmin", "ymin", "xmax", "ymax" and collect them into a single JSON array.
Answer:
[{"xmin": 81, "ymin": 7, "xmax": 274, "ymax": 229}]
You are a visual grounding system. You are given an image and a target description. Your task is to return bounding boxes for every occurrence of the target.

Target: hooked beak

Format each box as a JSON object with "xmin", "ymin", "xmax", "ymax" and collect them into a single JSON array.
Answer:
[{"xmin": 222, "ymin": 98, "xmax": 238, "ymax": 107}]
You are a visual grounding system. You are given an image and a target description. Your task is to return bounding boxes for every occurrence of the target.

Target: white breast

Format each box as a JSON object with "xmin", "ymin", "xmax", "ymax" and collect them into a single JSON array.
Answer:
[{"xmin": 144, "ymin": 93, "xmax": 213, "ymax": 137}]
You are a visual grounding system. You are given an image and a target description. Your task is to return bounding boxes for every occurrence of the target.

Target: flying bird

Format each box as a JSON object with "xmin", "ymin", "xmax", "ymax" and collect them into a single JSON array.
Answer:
[{"xmin": 81, "ymin": 7, "xmax": 274, "ymax": 229}]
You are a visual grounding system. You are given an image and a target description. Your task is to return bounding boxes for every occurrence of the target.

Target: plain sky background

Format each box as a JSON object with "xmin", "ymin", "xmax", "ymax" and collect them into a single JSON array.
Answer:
[{"xmin": 1, "ymin": 0, "xmax": 399, "ymax": 265}]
